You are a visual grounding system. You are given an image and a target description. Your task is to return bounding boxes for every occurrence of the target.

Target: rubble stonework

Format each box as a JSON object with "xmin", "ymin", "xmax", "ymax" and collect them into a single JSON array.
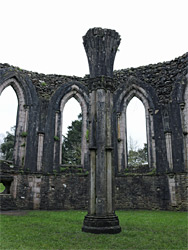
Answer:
[{"xmin": 0, "ymin": 28, "xmax": 187, "ymax": 225}]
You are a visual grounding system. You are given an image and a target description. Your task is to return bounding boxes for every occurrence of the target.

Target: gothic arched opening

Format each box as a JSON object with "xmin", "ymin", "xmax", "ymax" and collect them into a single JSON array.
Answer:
[
  {"xmin": 126, "ymin": 97, "xmax": 148, "ymax": 168},
  {"xmin": 57, "ymin": 89, "xmax": 88, "ymax": 169},
  {"xmin": 0, "ymin": 79, "xmax": 28, "ymax": 168},
  {"xmin": 61, "ymin": 97, "xmax": 82, "ymax": 165},
  {"xmin": 0, "ymin": 86, "xmax": 18, "ymax": 161},
  {"xmin": 116, "ymin": 85, "xmax": 156, "ymax": 172}
]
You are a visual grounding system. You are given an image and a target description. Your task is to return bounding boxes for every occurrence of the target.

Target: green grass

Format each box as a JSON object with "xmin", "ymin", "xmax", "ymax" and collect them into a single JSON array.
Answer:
[
  {"xmin": 0, "ymin": 210, "xmax": 187, "ymax": 250},
  {"xmin": 0, "ymin": 183, "xmax": 5, "ymax": 193}
]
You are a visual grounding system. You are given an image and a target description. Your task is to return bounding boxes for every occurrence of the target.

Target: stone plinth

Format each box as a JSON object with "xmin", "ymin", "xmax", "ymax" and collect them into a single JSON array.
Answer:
[{"xmin": 82, "ymin": 214, "xmax": 121, "ymax": 234}]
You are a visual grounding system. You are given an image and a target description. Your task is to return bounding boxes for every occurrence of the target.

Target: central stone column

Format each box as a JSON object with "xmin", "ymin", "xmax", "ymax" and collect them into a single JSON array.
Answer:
[{"xmin": 82, "ymin": 28, "xmax": 121, "ymax": 234}]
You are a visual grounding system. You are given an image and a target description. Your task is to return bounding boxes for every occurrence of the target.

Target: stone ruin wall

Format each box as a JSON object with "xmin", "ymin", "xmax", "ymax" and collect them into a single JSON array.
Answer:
[
  {"xmin": 0, "ymin": 168, "xmax": 187, "ymax": 211},
  {"xmin": 0, "ymin": 29, "xmax": 187, "ymax": 212}
]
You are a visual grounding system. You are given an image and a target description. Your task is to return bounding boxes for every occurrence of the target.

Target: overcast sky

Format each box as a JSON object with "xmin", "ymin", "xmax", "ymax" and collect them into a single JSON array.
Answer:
[{"xmin": 0, "ymin": 0, "xmax": 187, "ymax": 147}]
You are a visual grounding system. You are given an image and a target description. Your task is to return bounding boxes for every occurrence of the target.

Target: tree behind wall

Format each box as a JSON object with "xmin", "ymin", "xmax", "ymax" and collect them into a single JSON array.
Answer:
[
  {"xmin": 128, "ymin": 136, "xmax": 148, "ymax": 167},
  {"xmin": 62, "ymin": 114, "xmax": 82, "ymax": 165},
  {"xmin": 0, "ymin": 127, "xmax": 15, "ymax": 161}
]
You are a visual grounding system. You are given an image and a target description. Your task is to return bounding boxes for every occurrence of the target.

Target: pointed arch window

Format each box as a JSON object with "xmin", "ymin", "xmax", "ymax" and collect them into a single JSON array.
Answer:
[
  {"xmin": 116, "ymin": 85, "xmax": 156, "ymax": 172},
  {"xmin": 0, "ymin": 86, "xmax": 18, "ymax": 161},
  {"xmin": 126, "ymin": 97, "xmax": 148, "ymax": 167},
  {"xmin": 53, "ymin": 88, "xmax": 88, "ymax": 169},
  {"xmin": 62, "ymin": 97, "xmax": 82, "ymax": 165},
  {"xmin": 0, "ymin": 79, "xmax": 28, "ymax": 167}
]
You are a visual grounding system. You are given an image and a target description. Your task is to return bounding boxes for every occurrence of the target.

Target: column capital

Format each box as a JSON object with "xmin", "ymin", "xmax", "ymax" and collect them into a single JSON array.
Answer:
[
  {"xmin": 87, "ymin": 76, "xmax": 117, "ymax": 92},
  {"xmin": 83, "ymin": 28, "xmax": 121, "ymax": 78}
]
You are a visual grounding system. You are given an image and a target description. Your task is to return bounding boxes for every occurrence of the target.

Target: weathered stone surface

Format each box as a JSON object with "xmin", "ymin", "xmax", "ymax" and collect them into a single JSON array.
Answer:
[
  {"xmin": 0, "ymin": 28, "xmax": 187, "ymax": 222},
  {"xmin": 113, "ymin": 52, "xmax": 188, "ymax": 104},
  {"xmin": 83, "ymin": 28, "xmax": 121, "ymax": 78},
  {"xmin": 0, "ymin": 167, "xmax": 187, "ymax": 211},
  {"xmin": 0, "ymin": 194, "xmax": 17, "ymax": 211},
  {"xmin": 82, "ymin": 214, "xmax": 121, "ymax": 234}
]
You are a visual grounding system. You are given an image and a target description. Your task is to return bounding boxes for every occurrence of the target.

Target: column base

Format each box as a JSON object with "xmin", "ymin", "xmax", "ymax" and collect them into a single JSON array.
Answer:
[{"xmin": 82, "ymin": 214, "xmax": 121, "ymax": 234}]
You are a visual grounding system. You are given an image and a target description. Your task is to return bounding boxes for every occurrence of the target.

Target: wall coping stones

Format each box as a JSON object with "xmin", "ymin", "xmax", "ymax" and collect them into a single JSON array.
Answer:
[
  {"xmin": 113, "ymin": 52, "xmax": 188, "ymax": 104},
  {"xmin": 0, "ymin": 53, "xmax": 187, "ymax": 102}
]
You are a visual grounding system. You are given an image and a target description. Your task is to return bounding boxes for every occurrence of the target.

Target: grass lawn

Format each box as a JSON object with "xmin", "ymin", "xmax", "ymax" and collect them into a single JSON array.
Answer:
[
  {"xmin": 0, "ymin": 183, "xmax": 5, "ymax": 193},
  {"xmin": 0, "ymin": 210, "xmax": 187, "ymax": 250}
]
